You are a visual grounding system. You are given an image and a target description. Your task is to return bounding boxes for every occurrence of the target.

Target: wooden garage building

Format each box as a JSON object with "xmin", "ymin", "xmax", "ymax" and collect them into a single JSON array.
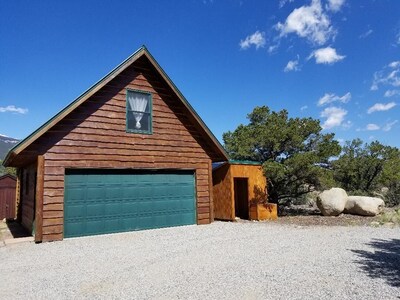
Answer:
[
  {"xmin": 2, "ymin": 46, "xmax": 229, "ymax": 242},
  {"xmin": 212, "ymin": 160, "xmax": 269, "ymax": 221}
]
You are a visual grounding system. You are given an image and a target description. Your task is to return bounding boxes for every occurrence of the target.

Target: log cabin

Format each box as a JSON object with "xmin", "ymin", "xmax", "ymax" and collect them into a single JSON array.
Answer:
[{"xmin": 2, "ymin": 46, "xmax": 229, "ymax": 242}]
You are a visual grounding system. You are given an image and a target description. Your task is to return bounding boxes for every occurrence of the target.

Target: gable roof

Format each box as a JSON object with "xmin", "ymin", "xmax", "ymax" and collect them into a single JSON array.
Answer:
[
  {"xmin": 0, "ymin": 173, "xmax": 16, "ymax": 181},
  {"xmin": 3, "ymin": 46, "xmax": 229, "ymax": 166}
]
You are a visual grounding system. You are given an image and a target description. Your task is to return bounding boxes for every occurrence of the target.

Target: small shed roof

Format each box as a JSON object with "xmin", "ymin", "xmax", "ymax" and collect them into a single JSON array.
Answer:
[
  {"xmin": 212, "ymin": 159, "xmax": 262, "ymax": 171},
  {"xmin": 0, "ymin": 174, "xmax": 16, "ymax": 181}
]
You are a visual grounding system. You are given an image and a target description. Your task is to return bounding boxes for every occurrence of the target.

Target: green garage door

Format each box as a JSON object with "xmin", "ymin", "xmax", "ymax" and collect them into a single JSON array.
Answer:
[{"xmin": 64, "ymin": 170, "xmax": 196, "ymax": 238}]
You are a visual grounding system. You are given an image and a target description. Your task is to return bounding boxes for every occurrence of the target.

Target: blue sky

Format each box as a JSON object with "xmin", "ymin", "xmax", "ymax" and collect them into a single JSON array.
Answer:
[{"xmin": 1, "ymin": 0, "xmax": 399, "ymax": 148}]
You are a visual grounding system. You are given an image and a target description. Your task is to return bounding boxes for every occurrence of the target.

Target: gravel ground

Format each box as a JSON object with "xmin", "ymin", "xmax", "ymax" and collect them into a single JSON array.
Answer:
[{"xmin": 1, "ymin": 222, "xmax": 399, "ymax": 300}]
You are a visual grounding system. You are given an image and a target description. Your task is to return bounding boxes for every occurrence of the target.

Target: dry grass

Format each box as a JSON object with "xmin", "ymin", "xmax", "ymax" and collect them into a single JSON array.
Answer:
[{"xmin": 378, "ymin": 208, "xmax": 400, "ymax": 225}]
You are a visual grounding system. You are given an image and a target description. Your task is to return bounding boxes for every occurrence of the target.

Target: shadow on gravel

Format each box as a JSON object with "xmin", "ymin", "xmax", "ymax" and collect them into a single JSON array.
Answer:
[
  {"xmin": 352, "ymin": 239, "xmax": 400, "ymax": 288},
  {"xmin": 278, "ymin": 205, "xmax": 321, "ymax": 216}
]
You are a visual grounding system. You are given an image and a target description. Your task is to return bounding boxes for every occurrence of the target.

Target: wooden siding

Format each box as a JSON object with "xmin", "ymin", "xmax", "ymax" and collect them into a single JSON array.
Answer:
[
  {"xmin": 212, "ymin": 164, "xmax": 234, "ymax": 221},
  {"xmin": 212, "ymin": 164, "xmax": 267, "ymax": 221},
  {"xmin": 16, "ymin": 55, "xmax": 215, "ymax": 242},
  {"xmin": 0, "ymin": 175, "xmax": 17, "ymax": 219},
  {"xmin": 19, "ymin": 163, "xmax": 36, "ymax": 233},
  {"xmin": 230, "ymin": 164, "xmax": 267, "ymax": 205}
]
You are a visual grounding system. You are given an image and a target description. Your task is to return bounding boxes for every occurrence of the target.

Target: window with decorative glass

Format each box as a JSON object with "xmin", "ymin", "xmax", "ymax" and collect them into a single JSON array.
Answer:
[{"xmin": 126, "ymin": 89, "xmax": 152, "ymax": 134}]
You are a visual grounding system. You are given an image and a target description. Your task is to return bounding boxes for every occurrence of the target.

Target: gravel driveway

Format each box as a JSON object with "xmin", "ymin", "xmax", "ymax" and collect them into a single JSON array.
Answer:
[{"xmin": 1, "ymin": 222, "xmax": 399, "ymax": 299}]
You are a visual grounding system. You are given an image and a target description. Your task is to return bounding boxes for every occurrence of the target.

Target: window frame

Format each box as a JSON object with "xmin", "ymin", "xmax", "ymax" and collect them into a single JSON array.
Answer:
[{"xmin": 125, "ymin": 89, "xmax": 153, "ymax": 135}]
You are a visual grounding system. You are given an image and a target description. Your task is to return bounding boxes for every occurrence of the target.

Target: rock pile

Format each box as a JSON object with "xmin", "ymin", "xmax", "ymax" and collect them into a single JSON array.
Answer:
[{"xmin": 316, "ymin": 188, "xmax": 385, "ymax": 216}]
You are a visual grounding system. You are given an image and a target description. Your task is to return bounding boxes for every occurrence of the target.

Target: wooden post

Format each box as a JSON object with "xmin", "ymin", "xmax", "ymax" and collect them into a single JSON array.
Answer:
[
  {"xmin": 35, "ymin": 156, "xmax": 44, "ymax": 243},
  {"xmin": 208, "ymin": 160, "xmax": 214, "ymax": 223},
  {"xmin": 15, "ymin": 169, "xmax": 21, "ymax": 220}
]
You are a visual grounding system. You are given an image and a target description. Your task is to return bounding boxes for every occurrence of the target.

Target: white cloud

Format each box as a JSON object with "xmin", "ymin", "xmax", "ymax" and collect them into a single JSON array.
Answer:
[
  {"xmin": 239, "ymin": 31, "xmax": 266, "ymax": 50},
  {"xmin": 326, "ymin": 0, "xmax": 345, "ymax": 12},
  {"xmin": 371, "ymin": 62, "xmax": 400, "ymax": 90},
  {"xmin": 384, "ymin": 90, "xmax": 400, "ymax": 98},
  {"xmin": 279, "ymin": 0, "xmax": 295, "ymax": 8},
  {"xmin": 0, "ymin": 105, "xmax": 28, "ymax": 114},
  {"xmin": 318, "ymin": 92, "xmax": 351, "ymax": 106},
  {"xmin": 383, "ymin": 120, "xmax": 398, "ymax": 132},
  {"xmin": 308, "ymin": 47, "xmax": 345, "ymax": 64},
  {"xmin": 284, "ymin": 56, "xmax": 300, "ymax": 72},
  {"xmin": 366, "ymin": 123, "xmax": 380, "ymax": 131},
  {"xmin": 300, "ymin": 105, "xmax": 308, "ymax": 111},
  {"xmin": 389, "ymin": 61, "xmax": 400, "ymax": 68},
  {"xmin": 275, "ymin": 0, "xmax": 335, "ymax": 45},
  {"xmin": 337, "ymin": 138, "xmax": 345, "ymax": 145},
  {"xmin": 367, "ymin": 102, "xmax": 396, "ymax": 114},
  {"xmin": 320, "ymin": 106, "xmax": 347, "ymax": 129},
  {"xmin": 268, "ymin": 43, "xmax": 279, "ymax": 54},
  {"xmin": 359, "ymin": 29, "xmax": 373, "ymax": 39},
  {"xmin": 384, "ymin": 90, "xmax": 400, "ymax": 97}
]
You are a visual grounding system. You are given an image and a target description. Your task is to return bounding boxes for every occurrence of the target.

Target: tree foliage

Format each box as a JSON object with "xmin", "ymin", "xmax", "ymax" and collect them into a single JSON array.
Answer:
[
  {"xmin": 0, "ymin": 160, "xmax": 16, "ymax": 177},
  {"xmin": 333, "ymin": 139, "xmax": 400, "ymax": 206},
  {"xmin": 223, "ymin": 106, "xmax": 341, "ymax": 203}
]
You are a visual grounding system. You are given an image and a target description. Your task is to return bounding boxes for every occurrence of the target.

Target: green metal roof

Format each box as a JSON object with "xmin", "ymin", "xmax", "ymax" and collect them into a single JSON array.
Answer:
[{"xmin": 228, "ymin": 159, "xmax": 262, "ymax": 165}]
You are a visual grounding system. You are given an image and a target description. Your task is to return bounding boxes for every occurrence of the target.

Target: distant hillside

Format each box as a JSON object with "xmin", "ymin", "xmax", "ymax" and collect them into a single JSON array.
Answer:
[{"xmin": 0, "ymin": 135, "xmax": 19, "ymax": 161}]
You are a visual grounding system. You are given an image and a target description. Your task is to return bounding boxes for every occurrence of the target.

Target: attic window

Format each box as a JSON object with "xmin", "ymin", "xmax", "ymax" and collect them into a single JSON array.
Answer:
[{"xmin": 126, "ymin": 89, "xmax": 152, "ymax": 134}]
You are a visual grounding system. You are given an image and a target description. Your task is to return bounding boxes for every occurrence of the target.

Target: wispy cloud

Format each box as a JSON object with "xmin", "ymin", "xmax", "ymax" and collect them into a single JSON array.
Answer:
[
  {"xmin": 0, "ymin": 105, "xmax": 28, "ymax": 114},
  {"xmin": 325, "ymin": 0, "xmax": 345, "ymax": 12},
  {"xmin": 366, "ymin": 123, "xmax": 380, "ymax": 131},
  {"xmin": 275, "ymin": 0, "xmax": 336, "ymax": 45},
  {"xmin": 284, "ymin": 55, "xmax": 300, "ymax": 72},
  {"xmin": 384, "ymin": 90, "xmax": 400, "ymax": 97},
  {"xmin": 367, "ymin": 102, "xmax": 396, "ymax": 114},
  {"xmin": 279, "ymin": 0, "xmax": 295, "ymax": 8},
  {"xmin": 388, "ymin": 61, "xmax": 400, "ymax": 68},
  {"xmin": 268, "ymin": 44, "xmax": 279, "ymax": 54},
  {"xmin": 383, "ymin": 120, "xmax": 398, "ymax": 132},
  {"xmin": 300, "ymin": 105, "xmax": 308, "ymax": 111},
  {"xmin": 318, "ymin": 92, "xmax": 351, "ymax": 106},
  {"xmin": 359, "ymin": 29, "xmax": 373, "ymax": 39},
  {"xmin": 371, "ymin": 61, "xmax": 400, "ymax": 90},
  {"xmin": 308, "ymin": 47, "xmax": 345, "ymax": 64},
  {"xmin": 239, "ymin": 31, "xmax": 266, "ymax": 50},
  {"xmin": 320, "ymin": 106, "xmax": 347, "ymax": 129}
]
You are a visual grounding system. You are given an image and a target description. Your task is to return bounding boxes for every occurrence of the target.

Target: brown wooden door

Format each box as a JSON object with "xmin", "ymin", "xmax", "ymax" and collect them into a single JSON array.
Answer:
[
  {"xmin": 0, "ymin": 176, "xmax": 17, "ymax": 219},
  {"xmin": 234, "ymin": 178, "xmax": 249, "ymax": 219}
]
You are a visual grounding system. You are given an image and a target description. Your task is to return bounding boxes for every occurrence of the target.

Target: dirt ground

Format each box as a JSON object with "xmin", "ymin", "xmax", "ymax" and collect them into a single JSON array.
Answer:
[{"xmin": 271, "ymin": 205, "xmax": 392, "ymax": 227}]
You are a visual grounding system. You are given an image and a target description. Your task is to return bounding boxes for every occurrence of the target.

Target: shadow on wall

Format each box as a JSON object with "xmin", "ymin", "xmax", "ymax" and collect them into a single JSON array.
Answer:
[
  {"xmin": 250, "ymin": 185, "xmax": 267, "ymax": 205},
  {"xmin": 352, "ymin": 238, "xmax": 400, "ymax": 288}
]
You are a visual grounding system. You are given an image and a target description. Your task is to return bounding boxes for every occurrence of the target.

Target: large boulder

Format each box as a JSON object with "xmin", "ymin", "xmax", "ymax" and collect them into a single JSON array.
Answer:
[
  {"xmin": 344, "ymin": 196, "xmax": 385, "ymax": 216},
  {"xmin": 317, "ymin": 188, "xmax": 348, "ymax": 216}
]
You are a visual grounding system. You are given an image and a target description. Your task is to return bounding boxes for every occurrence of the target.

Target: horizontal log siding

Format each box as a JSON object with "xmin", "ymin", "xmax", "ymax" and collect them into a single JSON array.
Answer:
[{"xmin": 30, "ymin": 57, "xmax": 213, "ymax": 241}]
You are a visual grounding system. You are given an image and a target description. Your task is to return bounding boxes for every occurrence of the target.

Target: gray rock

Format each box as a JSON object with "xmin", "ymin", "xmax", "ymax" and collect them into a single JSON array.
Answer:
[
  {"xmin": 344, "ymin": 196, "xmax": 385, "ymax": 216},
  {"xmin": 317, "ymin": 188, "xmax": 348, "ymax": 216}
]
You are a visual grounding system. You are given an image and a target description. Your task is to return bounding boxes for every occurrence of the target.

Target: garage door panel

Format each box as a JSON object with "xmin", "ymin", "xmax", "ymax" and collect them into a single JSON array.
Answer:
[{"xmin": 64, "ymin": 171, "xmax": 196, "ymax": 237}]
